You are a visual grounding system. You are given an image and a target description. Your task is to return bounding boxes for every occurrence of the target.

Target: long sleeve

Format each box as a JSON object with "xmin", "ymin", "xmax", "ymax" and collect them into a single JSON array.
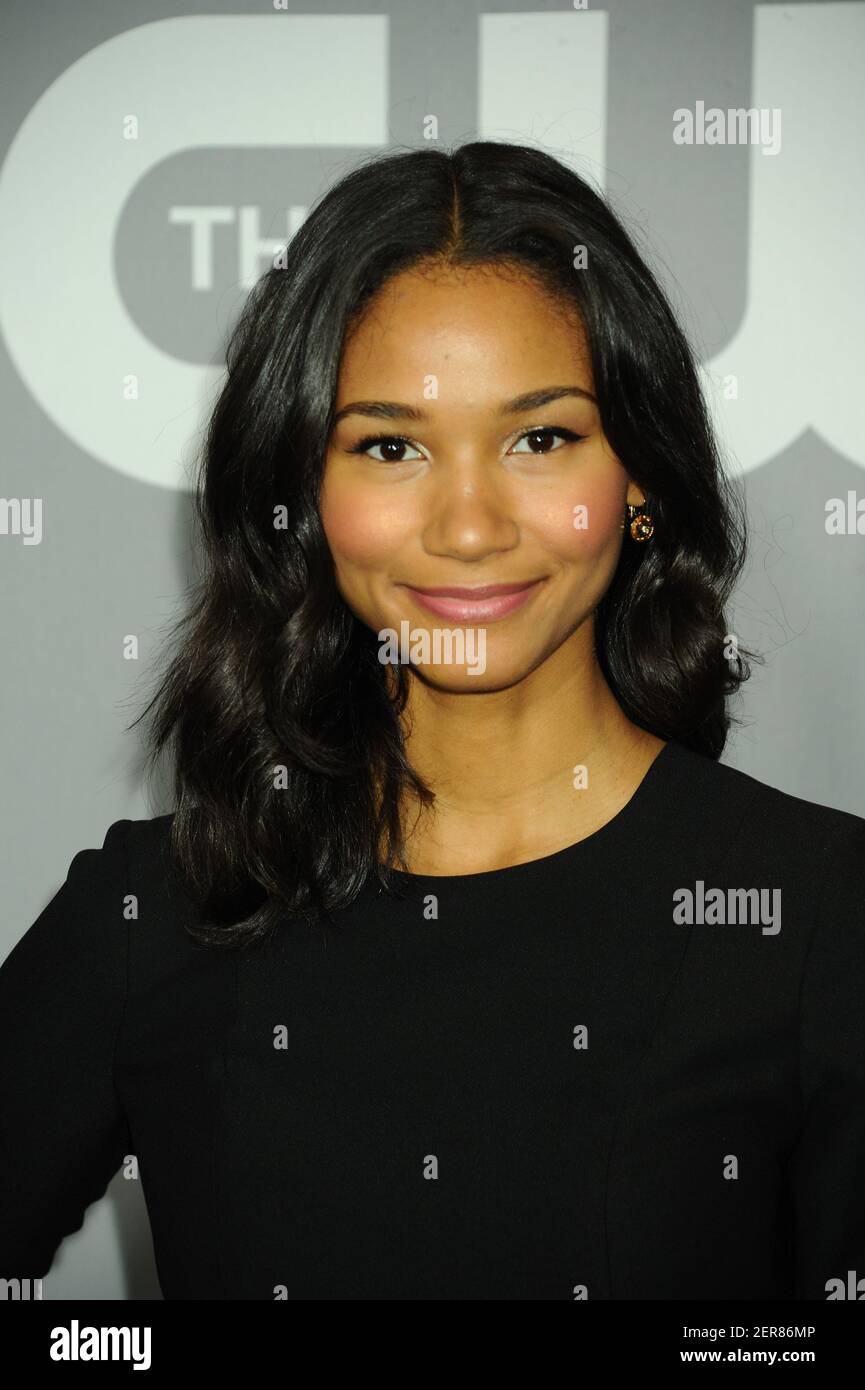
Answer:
[
  {"xmin": 0, "ymin": 819, "xmax": 133, "ymax": 1280},
  {"xmin": 788, "ymin": 815, "xmax": 865, "ymax": 1299}
]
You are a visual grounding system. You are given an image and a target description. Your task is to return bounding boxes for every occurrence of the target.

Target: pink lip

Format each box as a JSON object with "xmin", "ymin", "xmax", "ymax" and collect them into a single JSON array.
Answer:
[{"xmin": 401, "ymin": 579, "xmax": 544, "ymax": 623}]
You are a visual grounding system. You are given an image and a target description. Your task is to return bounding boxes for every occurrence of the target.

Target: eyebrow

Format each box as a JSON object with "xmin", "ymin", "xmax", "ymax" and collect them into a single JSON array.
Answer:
[{"xmin": 331, "ymin": 385, "xmax": 596, "ymax": 426}]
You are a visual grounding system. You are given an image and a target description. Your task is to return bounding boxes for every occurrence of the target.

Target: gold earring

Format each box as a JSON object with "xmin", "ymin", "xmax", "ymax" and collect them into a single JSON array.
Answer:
[{"xmin": 625, "ymin": 501, "xmax": 654, "ymax": 542}]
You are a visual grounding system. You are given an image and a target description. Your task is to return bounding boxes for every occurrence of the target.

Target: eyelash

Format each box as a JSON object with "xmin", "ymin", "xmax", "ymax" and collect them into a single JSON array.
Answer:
[{"xmin": 345, "ymin": 425, "xmax": 585, "ymax": 463}]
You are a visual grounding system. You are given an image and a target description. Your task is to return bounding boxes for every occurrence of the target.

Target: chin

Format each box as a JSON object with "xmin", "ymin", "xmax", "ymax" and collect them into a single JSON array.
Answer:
[{"xmin": 407, "ymin": 658, "xmax": 537, "ymax": 695}]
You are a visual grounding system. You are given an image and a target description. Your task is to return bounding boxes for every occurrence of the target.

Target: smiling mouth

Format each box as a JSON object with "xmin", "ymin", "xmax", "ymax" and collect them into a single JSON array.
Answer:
[{"xmin": 399, "ymin": 579, "xmax": 545, "ymax": 623}]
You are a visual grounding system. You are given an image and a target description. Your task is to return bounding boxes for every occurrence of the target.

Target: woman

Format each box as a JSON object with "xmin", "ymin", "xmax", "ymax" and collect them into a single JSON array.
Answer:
[{"xmin": 1, "ymin": 141, "xmax": 863, "ymax": 1301}]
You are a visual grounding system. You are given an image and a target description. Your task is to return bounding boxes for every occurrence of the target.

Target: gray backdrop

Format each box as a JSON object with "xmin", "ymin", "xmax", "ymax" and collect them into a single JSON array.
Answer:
[{"xmin": 1, "ymin": 0, "xmax": 863, "ymax": 1299}]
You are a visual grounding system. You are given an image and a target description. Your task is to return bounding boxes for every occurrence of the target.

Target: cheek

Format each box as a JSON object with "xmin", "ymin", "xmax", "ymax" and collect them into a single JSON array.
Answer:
[
  {"xmin": 523, "ymin": 475, "xmax": 624, "ymax": 558},
  {"xmin": 320, "ymin": 476, "xmax": 415, "ymax": 570}
]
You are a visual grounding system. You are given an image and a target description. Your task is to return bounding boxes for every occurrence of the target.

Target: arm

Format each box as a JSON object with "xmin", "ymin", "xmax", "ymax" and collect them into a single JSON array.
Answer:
[{"xmin": 0, "ymin": 820, "xmax": 133, "ymax": 1280}]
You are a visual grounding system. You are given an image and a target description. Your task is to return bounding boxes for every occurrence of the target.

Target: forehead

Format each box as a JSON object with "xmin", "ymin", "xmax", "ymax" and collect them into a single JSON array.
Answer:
[{"xmin": 337, "ymin": 262, "xmax": 591, "ymax": 397}]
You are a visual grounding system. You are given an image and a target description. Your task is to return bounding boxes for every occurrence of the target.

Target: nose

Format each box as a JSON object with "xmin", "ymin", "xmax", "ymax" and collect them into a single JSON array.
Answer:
[{"xmin": 420, "ymin": 465, "xmax": 520, "ymax": 563}]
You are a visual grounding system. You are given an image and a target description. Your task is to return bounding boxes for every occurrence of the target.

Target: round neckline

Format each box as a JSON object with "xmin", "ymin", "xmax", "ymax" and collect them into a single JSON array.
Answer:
[{"xmin": 383, "ymin": 738, "xmax": 682, "ymax": 885}]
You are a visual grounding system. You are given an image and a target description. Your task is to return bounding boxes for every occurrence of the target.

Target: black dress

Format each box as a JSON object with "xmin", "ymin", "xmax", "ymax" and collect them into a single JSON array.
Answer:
[{"xmin": 1, "ymin": 739, "xmax": 864, "ymax": 1300}]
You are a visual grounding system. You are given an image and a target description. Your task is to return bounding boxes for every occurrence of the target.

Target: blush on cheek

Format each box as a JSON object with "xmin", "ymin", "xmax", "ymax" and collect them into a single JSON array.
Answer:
[
  {"xmin": 320, "ymin": 486, "xmax": 414, "ymax": 568},
  {"xmin": 322, "ymin": 504, "xmax": 376, "ymax": 565},
  {"xmin": 531, "ymin": 483, "xmax": 625, "ymax": 555},
  {"xmin": 577, "ymin": 483, "xmax": 625, "ymax": 546}
]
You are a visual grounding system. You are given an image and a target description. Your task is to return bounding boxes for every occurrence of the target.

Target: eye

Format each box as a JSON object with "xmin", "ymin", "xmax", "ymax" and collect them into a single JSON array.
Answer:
[
  {"xmin": 345, "ymin": 425, "xmax": 584, "ymax": 463},
  {"xmin": 509, "ymin": 426, "xmax": 584, "ymax": 455},
  {"xmin": 347, "ymin": 434, "xmax": 425, "ymax": 463}
]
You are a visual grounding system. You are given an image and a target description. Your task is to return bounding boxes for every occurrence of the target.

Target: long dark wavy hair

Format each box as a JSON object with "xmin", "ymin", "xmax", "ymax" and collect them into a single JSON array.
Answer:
[{"xmin": 131, "ymin": 140, "xmax": 756, "ymax": 949}]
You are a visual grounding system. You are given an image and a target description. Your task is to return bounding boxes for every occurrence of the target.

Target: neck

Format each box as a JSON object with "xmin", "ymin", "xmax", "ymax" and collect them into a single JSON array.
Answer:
[{"xmin": 392, "ymin": 623, "xmax": 665, "ymax": 875}]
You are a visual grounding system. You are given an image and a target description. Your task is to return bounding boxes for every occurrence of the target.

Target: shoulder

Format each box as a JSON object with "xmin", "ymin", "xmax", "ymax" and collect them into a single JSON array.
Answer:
[
  {"xmin": 45, "ymin": 813, "xmax": 174, "ymax": 879},
  {"xmin": 656, "ymin": 745, "xmax": 865, "ymax": 1040},
  {"xmin": 89, "ymin": 812, "xmax": 194, "ymax": 928},
  {"xmin": 4, "ymin": 814, "xmax": 184, "ymax": 974},
  {"xmin": 74, "ymin": 812, "xmax": 176, "ymax": 872},
  {"xmin": 661, "ymin": 739, "xmax": 865, "ymax": 868},
  {"xmin": 55, "ymin": 813, "xmax": 177, "ymax": 901},
  {"xmin": 118, "ymin": 811, "xmax": 175, "ymax": 875}
]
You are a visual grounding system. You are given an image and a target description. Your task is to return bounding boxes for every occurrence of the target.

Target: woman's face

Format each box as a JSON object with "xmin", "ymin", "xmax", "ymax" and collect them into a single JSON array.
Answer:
[{"xmin": 320, "ymin": 262, "xmax": 643, "ymax": 692}]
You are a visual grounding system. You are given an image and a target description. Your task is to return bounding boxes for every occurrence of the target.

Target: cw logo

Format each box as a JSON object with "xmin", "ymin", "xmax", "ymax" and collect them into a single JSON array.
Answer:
[
  {"xmin": 0, "ymin": 5, "xmax": 862, "ymax": 491},
  {"xmin": 0, "ymin": 14, "xmax": 387, "ymax": 491}
]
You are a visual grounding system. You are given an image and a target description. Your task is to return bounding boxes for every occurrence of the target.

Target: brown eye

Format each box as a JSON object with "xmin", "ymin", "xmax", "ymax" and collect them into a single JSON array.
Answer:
[
  {"xmin": 348, "ymin": 434, "xmax": 424, "ymax": 463},
  {"xmin": 509, "ymin": 427, "xmax": 583, "ymax": 455}
]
